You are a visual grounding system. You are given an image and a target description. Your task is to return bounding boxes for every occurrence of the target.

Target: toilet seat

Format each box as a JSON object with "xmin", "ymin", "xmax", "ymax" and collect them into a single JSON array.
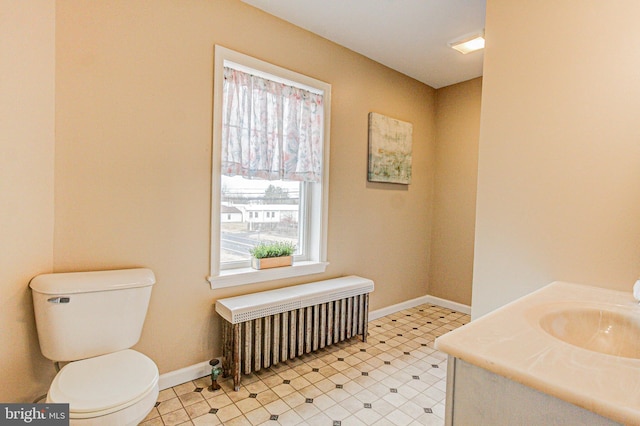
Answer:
[{"xmin": 48, "ymin": 349, "xmax": 158, "ymax": 417}]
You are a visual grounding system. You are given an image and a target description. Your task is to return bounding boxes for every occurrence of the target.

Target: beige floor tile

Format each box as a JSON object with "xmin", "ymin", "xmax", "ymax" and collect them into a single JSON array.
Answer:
[
  {"xmin": 312, "ymin": 393, "xmax": 336, "ymax": 411},
  {"xmin": 263, "ymin": 398, "xmax": 290, "ymax": 415},
  {"xmin": 413, "ymin": 412, "xmax": 446, "ymax": 426},
  {"xmin": 399, "ymin": 399, "xmax": 427, "ymax": 419},
  {"xmin": 157, "ymin": 388, "xmax": 178, "ymax": 402},
  {"xmin": 291, "ymin": 362, "xmax": 313, "ymax": 376},
  {"xmin": 244, "ymin": 406, "xmax": 271, "ymax": 425},
  {"xmin": 215, "ymin": 404, "xmax": 242, "ymax": 423},
  {"xmin": 243, "ymin": 380, "xmax": 268, "ymax": 394},
  {"xmin": 382, "ymin": 390, "xmax": 409, "ymax": 407},
  {"xmin": 289, "ymin": 375, "xmax": 311, "ymax": 390},
  {"xmin": 385, "ymin": 408, "xmax": 415, "ymax": 426},
  {"xmin": 432, "ymin": 402, "xmax": 446, "ymax": 419},
  {"xmin": 281, "ymin": 390, "xmax": 305, "ymax": 409},
  {"xmin": 340, "ymin": 414, "xmax": 368, "ymax": 425},
  {"xmin": 235, "ymin": 396, "xmax": 262, "ymax": 414},
  {"xmin": 157, "ymin": 397, "xmax": 183, "ymax": 415},
  {"xmin": 227, "ymin": 388, "xmax": 251, "ymax": 403},
  {"xmin": 184, "ymin": 400, "xmax": 212, "ymax": 419},
  {"xmin": 274, "ymin": 409, "xmax": 304, "ymax": 426},
  {"xmin": 341, "ymin": 366, "xmax": 363, "ymax": 380},
  {"xmin": 323, "ymin": 403, "xmax": 350, "ymax": 421},
  {"xmin": 353, "ymin": 388, "xmax": 377, "ymax": 404},
  {"xmin": 206, "ymin": 393, "xmax": 233, "ymax": 409},
  {"xmin": 297, "ymin": 384, "xmax": 323, "ymax": 399},
  {"xmin": 241, "ymin": 373, "xmax": 260, "ymax": 385},
  {"xmin": 318, "ymin": 365, "xmax": 339, "ymax": 378},
  {"xmin": 410, "ymin": 392, "xmax": 438, "ymax": 408},
  {"xmin": 253, "ymin": 367, "xmax": 277, "ymax": 378},
  {"xmin": 173, "ymin": 382, "xmax": 197, "ymax": 396},
  {"xmin": 301, "ymin": 370, "xmax": 324, "ymax": 383},
  {"xmin": 260, "ymin": 374, "xmax": 283, "ymax": 388},
  {"xmin": 162, "ymin": 408, "xmax": 190, "ymax": 426},
  {"xmin": 423, "ymin": 384, "xmax": 445, "ymax": 402},
  {"xmin": 397, "ymin": 383, "xmax": 420, "ymax": 399},
  {"xmin": 325, "ymin": 387, "xmax": 350, "ymax": 404},
  {"xmin": 154, "ymin": 304, "xmax": 468, "ymax": 426},
  {"xmin": 351, "ymin": 374, "xmax": 377, "ymax": 388},
  {"xmin": 292, "ymin": 400, "xmax": 320, "ymax": 420},
  {"xmin": 271, "ymin": 382, "xmax": 295, "ymax": 398},
  {"xmin": 192, "ymin": 413, "xmax": 222, "ymax": 425},
  {"xmin": 326, "ymin": 372, "xmax": 348, "ymax": 384},
  {"xmin": 370, "ymin": 397, "xmax": 396, "ymax": 417},
  {"xmin": 193, "ymin": 376, "xmax": 211, "ymax": 389},
  {"xmin": 341, "ymin": 380, "xmax": 364, "ymax": 396},
  {"xmin": 304, "ymin": 411, "xmax": 333, "ymax": 425},
  {"xmin": 276, "ymin": 368, "xmax": 300, "ymax": 381},
  {"xmin": 340, "ymin": 395, "xmax": 366, "ymax": 414},
  {"xmin": 314, "ymin": 377, "xmax": 337, "ymax": 393},
  {"xmin": 223, "ymin": 415, "xmax": 252, "ymax": 426},
  {"xmin": 254, "ymin": 389, "xmax": 279, "ymax": 406},
  {"xmin": 139, "ymin": 417, "xmax": 164, "ymax": 426},
  {"xmin": 354, "ymin": 406, "xmax": 383, "ymax": 424},
  {"xmin": 179, "ymin": 391, "xmax": 205, "ymax": 407}
]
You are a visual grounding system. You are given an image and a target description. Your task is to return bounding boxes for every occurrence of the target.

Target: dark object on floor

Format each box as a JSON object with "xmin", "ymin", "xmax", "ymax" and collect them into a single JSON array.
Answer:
[{"xmin": 209, "ymin": 359, "xmax": 222, "ymax": 392}]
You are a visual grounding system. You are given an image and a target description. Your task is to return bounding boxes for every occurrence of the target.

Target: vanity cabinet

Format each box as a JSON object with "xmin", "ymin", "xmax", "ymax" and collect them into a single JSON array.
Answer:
[
  {"xmin": 435, "ymin": 282, "xmax": 640, "ymax": 425},
  {"xmin": 445, "ymin": 357, "xmax": 619, "ymax": 426}
]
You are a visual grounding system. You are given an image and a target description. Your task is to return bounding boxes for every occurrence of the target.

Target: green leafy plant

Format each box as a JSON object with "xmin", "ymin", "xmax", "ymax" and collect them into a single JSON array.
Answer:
[{"xmin": 249, "ymin": 241, "xmax": 296, "ymax": 259}]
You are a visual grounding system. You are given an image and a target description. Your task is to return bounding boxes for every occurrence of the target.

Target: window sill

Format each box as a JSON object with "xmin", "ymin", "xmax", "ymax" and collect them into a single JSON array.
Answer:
[{"xmin": 208, "ymin": 261, "xmax": 329, "ymax": 289}]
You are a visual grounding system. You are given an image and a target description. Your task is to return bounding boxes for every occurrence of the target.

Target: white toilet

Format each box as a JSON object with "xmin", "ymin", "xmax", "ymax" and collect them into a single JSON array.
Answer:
[{"xmin": 30, "ymin": 268, "xmax": 159, "ymax": 425}]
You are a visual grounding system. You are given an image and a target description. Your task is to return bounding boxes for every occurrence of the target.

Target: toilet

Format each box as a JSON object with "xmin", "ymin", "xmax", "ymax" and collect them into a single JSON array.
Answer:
[{"xmin": 30, "ymin": 268, "xmax": 159, "ymax": 426}]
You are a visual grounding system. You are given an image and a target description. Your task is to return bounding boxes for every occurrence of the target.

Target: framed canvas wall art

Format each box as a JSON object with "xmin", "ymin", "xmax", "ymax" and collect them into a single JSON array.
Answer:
[{"xmin": 367, "ymin": 112, "xmax": 413, "ymax": 184}]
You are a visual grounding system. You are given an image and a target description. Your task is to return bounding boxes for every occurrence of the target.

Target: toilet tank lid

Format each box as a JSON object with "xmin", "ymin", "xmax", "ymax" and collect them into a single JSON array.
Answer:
[{"xmin": 30, "ymin": 268, "xmax": 155, "ymax": 295}]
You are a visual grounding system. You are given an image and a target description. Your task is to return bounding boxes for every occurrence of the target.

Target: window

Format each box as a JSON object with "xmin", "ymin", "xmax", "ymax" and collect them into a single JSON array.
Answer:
[{"xmin": 209, "ymin": 46, "xmax": 331, "ymax": 288}]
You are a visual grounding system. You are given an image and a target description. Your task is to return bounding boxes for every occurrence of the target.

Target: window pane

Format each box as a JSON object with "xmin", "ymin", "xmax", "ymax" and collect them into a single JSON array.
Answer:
[{"xmin": 221, "ymin": 175, "xmax": 301, "ymax": 265}]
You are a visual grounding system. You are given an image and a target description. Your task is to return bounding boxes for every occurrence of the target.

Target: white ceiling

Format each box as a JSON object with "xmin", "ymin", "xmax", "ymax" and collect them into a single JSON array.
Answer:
[{"xmin": 241, "ymin": 0, "xmax": 486, "ymax": 89}]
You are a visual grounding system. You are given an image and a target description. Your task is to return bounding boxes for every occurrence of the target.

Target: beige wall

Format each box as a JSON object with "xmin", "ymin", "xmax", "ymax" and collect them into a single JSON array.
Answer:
[
  {"xmin": 473, "ymin": 0, "xmax": 640, "ymax": 318},
  {"xmin": 52, "ymin": 0, "xmax": 436, "ymax": 390},
  {"xmin": 0, "ymin": 0, "xmax": 56, "ymax": 402},
  {"xmin": 429, "ymin": 77, "xmax": 482, "ymax": 306},
  {"xmin": 2, "ymin": 0, "xmax": 485, "ymax": 403}
]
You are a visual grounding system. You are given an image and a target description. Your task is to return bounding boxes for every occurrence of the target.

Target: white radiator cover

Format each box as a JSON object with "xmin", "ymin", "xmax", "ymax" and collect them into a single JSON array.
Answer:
[
  {"xmin": 215, "ymin": 275, "xmax": 375, "ymax": 390},
  {"xmin": 215, "ymin": 275, "xmax": 374, "ymax": 324}
]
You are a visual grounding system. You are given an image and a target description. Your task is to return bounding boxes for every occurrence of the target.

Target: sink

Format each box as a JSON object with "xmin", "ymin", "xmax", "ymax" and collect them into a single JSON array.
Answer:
[{"xmin": 539, "ymin": 305, "xmax": 640, "ymax": 358}]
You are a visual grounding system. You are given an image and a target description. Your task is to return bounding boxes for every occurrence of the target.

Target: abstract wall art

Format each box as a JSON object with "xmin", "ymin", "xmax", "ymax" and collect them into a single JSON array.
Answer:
[{"xmin": 367, "ymin": 112, "xmax": 413, "ymax": 184}]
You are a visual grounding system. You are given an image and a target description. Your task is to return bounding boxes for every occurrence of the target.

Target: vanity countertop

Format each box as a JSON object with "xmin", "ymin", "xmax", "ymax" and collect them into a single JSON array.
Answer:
[{"xmin": 435, "ymin": 281, "xmax": 640, "ymax": 425}]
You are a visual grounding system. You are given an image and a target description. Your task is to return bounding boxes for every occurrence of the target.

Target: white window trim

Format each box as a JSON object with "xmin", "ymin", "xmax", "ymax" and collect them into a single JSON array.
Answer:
[{"xmin": 208, "ymin": 46, "xmax": 331, "ymax": 289}]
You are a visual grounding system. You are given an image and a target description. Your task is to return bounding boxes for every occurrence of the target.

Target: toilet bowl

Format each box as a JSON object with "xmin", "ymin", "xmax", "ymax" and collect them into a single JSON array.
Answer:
[{"xmin": 46, "ymin": 350, "xmax": 159, "ymax": 426}]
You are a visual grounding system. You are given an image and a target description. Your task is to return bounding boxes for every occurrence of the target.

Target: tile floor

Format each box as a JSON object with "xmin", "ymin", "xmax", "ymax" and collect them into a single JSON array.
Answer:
[{"xmin": 140, "ymin": 304, "xmax": 469, "ymax": 426}]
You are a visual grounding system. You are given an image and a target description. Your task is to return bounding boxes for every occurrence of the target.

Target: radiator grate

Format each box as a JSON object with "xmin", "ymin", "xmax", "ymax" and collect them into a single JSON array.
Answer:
[{"xmin": 218, "ymin": 278, "xmax": 372, "ymax": 391}]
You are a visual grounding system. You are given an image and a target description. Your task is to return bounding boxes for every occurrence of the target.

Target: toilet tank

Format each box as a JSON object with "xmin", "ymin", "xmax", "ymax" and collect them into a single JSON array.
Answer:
[{"xmin": 30, "ymin": 268, "xmax": 155, "ymax": 362}]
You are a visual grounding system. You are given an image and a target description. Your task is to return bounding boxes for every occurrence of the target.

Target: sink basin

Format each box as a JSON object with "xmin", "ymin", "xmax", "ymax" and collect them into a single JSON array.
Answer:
[{"xmin": 539, "ymin": 305, "xmax": 640, "ymax": 358}]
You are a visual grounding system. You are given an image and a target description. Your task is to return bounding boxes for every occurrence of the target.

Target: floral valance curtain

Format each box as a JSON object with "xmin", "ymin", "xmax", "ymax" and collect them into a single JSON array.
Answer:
[{"xmin": 221, "ymin": 66, "xmax": 324, "ymax": 183}]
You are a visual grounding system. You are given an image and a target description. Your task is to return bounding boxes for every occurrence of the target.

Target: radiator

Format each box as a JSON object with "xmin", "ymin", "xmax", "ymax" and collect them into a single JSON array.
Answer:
[{"xmin": 215, "ymin": 275, "xmax": 374, "ymax": 391}]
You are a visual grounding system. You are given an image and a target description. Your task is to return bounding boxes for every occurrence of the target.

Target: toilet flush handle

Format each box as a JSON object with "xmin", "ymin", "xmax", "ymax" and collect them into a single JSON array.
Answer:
[{"xmin": 47, "ymin": 297, "xmax": 70, "ymax": 304}]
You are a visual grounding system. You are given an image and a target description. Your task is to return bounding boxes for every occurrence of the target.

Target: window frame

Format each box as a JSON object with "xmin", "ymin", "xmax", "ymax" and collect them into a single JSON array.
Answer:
[{"xmin": 208, "ymin": 46, "xmax": 331, "ymax": 289}]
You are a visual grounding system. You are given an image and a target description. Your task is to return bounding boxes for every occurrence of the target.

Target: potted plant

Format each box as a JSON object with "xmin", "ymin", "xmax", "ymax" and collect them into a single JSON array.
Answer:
[{"xmin": 249, "ymin": 241, "xmax": 296, "ymax": 270}]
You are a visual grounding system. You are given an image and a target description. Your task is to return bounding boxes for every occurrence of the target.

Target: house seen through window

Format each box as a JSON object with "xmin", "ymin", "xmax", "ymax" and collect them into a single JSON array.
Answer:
[{"xmin": 220, "ymin": 176, "xmax": 301, "ymax": 265}]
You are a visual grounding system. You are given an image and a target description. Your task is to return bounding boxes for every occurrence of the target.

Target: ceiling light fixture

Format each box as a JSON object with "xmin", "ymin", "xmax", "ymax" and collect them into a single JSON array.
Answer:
[{"xmin": 449, "ymin": 32, "xmax": 485, "ymax": 54}]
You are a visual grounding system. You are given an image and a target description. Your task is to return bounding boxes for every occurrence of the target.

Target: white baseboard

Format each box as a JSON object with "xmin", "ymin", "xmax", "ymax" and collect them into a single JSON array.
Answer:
[
  {"xmin": 424, "ymin": 295, "xmax": 471, "ymax": 315},
  {"xmin": 159, "ymin": 358, "xmax": 220, "ymax": 391},
  {"xmin": 368, "ymin": 295, "xmax": 431, "ymax": 321},
  {"xmin": 159, "ymin": 294, "xmax": 470, "ymax": 390},
  {"xmin": 368, "ymin": 293, "xmax": 470, "ymax": 320}
]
